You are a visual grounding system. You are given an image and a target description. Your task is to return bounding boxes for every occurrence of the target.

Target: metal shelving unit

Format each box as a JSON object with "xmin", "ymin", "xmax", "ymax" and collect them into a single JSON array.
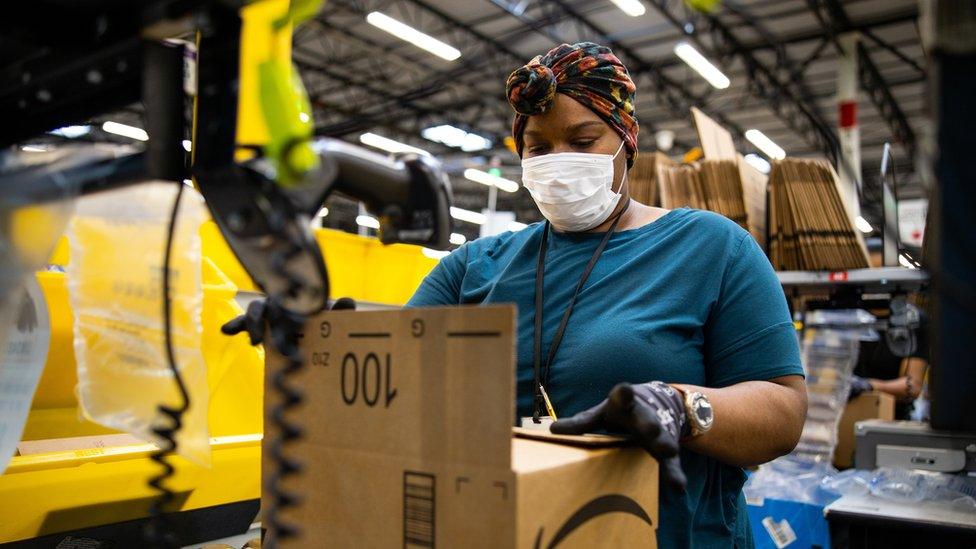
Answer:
[{"xmin": 777, "ymin": 267, "xmax": 929, "ymax": 294}]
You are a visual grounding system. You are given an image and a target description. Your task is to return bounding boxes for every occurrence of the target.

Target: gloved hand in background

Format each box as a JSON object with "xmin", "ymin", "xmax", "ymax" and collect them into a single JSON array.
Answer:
[
  {"xmin": 848, "ymin": 375, "xmax": 874, "ymax": 401},
  {"xmin": 221, "ymin": 297, "xmax": 357, "ymax": 345},
  {"xmin": 551, "ymin": 381, "xmax": 688, "ymax": 491}
]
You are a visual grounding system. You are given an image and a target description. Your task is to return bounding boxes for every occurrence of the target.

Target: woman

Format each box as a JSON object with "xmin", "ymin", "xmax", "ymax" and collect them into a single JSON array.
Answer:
[{"xmin": 407, "ymin": 42, "xmax": 807, "ymax": 548}]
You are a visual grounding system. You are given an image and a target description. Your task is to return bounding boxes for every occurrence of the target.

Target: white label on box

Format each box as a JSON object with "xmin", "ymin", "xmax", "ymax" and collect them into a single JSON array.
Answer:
[{"xmin": 762, "ymin": 516, "xmax": 797, "ymax": 549}]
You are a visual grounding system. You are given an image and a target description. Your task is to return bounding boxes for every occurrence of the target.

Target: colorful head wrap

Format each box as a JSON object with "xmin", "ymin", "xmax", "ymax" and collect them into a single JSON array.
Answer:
[{"xmin": 506, "ymin": 42, "xmax": 639, "ymax": 165}]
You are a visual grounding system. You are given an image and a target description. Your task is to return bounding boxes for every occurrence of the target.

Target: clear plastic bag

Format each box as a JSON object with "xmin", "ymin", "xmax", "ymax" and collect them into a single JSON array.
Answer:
[
  {"xmin": 793, "ymin": 309, "xmax": 877, "ymax": 463},
  {"xmin": 744, "ymin": 455, "xmax": 841, "ymax": 506},
  {"xmin": 820, "ymin": 468, "xmax": 873, "ymax": 497},
  {"xmin": 747, "ymin": 461, "xmax": 976, "ymax": 510},
  {"xmin": 869, "ymin": 467, "xmax": 976, "ymax": 509},
  {"xmin": 0, "ymin": 194, "xmax": 74, "ymax": 473},
  {"xmin": 68, "ymin": 182, "xmax": 211, "ymax": 466}
]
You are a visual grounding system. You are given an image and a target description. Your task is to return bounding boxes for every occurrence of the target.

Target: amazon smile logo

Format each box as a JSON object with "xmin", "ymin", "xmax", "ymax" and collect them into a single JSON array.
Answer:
[{"xmin": 533, "ymin": 494, "xmax": 655, "ymax": 548}]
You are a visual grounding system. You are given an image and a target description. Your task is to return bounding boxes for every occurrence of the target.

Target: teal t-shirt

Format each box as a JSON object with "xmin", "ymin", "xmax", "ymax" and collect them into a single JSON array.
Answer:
[{"xmin": 406, "ymin": 207, "xmax": 803, "ymax": 548}]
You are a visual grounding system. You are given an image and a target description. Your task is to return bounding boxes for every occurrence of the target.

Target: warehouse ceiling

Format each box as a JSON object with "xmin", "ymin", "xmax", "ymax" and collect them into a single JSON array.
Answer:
[
  {"xmin": 13, "ymin": 0, "xmax": 926, "ymax": 245},
  {"xmin": 291, "ymin": 0, "xmax": 926, "ymax": 241}
]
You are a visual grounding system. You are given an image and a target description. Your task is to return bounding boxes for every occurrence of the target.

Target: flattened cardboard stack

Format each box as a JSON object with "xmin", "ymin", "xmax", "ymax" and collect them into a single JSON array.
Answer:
[
  {"xmin": 768, "ymin": 158, "xmax": 870, "ymax": 271},
  {"xmin": 688, "ymin": 107, "xmax": 768, "ymax": 246},
  {"xmin": 699, "ymin": 160, "xmax": 750, "ymax": 231},
  {"xmin": 656, "ymin": 159, "xmax": 705, "ymax": 211},
  {"xmin": 628, "ymin": 152, "xmax": 663, "ymax": 207},
  {"xmin": 264, "ymin": 305, "xmax": 659, "ymax": 548},
  {"xmin": 655, "ymin": 159, "xmax": 756, "ymax": 235}
]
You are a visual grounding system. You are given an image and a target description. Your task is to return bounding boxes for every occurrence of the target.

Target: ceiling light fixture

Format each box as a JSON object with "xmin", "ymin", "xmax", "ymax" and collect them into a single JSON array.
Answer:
[
  {"xmin": 745, "ymin": 129, "xmax": 786, "ymax": 160},
  {"xmin": 366, "ymin": 11, "xmax": 461, "ymax": 61},
  {"xmin": 48, "ymin": 125, "xmax": 91, "ymax": 138},
  {"xmin": 855, "ymin": 216, "xmax": 874, "ymax": 234},
  {"xmin": 450, "ymin": 206, "xmax": 487, "ymax": 225},
  {"xmin": 355, "ymin": 215, "xmax": 380, "ymax": 229},
  {"xmin": 422, "ymin": 124, "xmax": 491, "ymax": 152},
  {"xmin": 673, "ymin": 42, "xmax": 730, "ymax": 90},
  {"xmin": 463, "ymin": 168, "xmax": 519, "ymax": 193},
  {"xmin": 102, "ymin": 121, "xmax": 148, "ymax": 141},
  {"xmin": 743, "ymin": 153, "xmax": 771, "ymax": 174},
  {"xmin": 610, "ymin": 0, "xmax": 646, "ymax": 17},
  {"xmin": 359, "ymin": 132, "xmax": 430, "ymax": 156}
]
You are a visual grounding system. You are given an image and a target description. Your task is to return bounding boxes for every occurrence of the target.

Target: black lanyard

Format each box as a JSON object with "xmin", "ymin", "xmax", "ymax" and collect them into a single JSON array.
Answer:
[{"xmin": 532, "ymin": 198, "xmax": 631, "ymax": 421}]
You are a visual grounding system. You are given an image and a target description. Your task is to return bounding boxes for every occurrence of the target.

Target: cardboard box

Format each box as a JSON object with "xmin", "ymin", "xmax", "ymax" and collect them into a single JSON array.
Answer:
[
  {"xmin": 832, "ymin": 391, "xmax": 895, "ymax": 469},
  {"xmin": 264, "ymin": 305, "xmax": 659, "ymax": 548}
]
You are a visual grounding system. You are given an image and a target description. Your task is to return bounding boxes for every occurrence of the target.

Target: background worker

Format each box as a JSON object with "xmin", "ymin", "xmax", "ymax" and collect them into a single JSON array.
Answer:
[{"xmin": 849, "ymin": 314, "xmax": 929, "ymax": 420}]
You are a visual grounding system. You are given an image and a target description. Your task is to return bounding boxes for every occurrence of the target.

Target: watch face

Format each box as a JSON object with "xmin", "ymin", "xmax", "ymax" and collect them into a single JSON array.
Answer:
[{"xmin": 692, "ymin": 393, "xmax": 714, "ymax": 430}]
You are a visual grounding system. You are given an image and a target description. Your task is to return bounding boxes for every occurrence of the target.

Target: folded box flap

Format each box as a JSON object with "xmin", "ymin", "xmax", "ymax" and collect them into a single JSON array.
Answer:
[{"xmin": 276, "ymin": 305, "xmax": 516, "ymax": 469}]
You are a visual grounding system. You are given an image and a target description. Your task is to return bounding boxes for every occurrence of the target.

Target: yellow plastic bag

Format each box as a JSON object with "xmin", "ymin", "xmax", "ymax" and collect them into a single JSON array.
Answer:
[{"xmin": 68, "ymin": 183, "xmax": 211, "ymax": 466}]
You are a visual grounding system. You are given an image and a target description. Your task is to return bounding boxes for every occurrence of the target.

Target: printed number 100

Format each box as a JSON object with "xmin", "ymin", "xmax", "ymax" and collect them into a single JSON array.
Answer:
[{"xmin": 340, "ymin": 352, "xmax": 397, "ymax": 408}]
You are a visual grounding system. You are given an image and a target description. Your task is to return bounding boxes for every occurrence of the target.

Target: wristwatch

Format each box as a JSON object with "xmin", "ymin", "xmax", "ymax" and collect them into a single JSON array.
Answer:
[{"xmin": 678, "ymin": 388, "xmax": 714, "ymax": 439}]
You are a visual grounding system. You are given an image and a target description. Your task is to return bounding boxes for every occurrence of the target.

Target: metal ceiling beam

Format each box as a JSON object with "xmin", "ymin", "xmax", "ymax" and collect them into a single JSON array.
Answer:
[
  {"xmin": 635, "ymin": 63, "xmax": 926, "ymax": 118},
  {"xmin": 625, "ymin": 6, "xmax": 918, "ymax": 65},
  {"xmin": 319, "ymin": 0, "xmax": 603, "ymax": 66},
  {"xmin": 637, "ymin": 0, "xmax": 842, "ymax": 165},
  {"xmin": 860, "ymin": 27, "xmax": 925, "ymax": 75},
  {"xmin": 311, "ymin": 0, "xmax": 739, "ymax": 146},
  {"xmin": 806, "ymin": 0, "xmax": 918, "ymax": 161},
  {"xmin": 306, "ymin": 0, "xmax": 899, "ymax": 144},
  {"xmin": 306, "ymin": 0, "xmax": 526, "ymax": 137},
  {"xmin": 536, "ymin": 0, "xmax": 750, "ymax": 142}
]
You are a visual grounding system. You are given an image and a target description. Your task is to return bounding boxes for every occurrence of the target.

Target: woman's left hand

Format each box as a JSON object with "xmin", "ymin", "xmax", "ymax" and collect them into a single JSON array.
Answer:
[{"xmin": 551, "ymin": 381, "xmax": 688, "ymax": 490}]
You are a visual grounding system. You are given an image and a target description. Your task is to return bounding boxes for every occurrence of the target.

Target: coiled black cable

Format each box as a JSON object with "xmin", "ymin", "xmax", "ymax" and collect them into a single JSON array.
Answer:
[
  {"xmin": 264, "ymin": 295, "xmax": 306, "ymax": 544},
  {"xmin": 262, "ymin": 218, "xmax": 327, "ymax": 546},
  {"xmin": 145, "ymin": 182, "xmax": 190, "ymax": 548}
]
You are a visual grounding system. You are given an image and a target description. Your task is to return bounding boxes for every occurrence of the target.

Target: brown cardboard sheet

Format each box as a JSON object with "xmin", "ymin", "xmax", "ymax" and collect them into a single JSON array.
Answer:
[{"xmin": 692, "ymin": 107, "xmax": 737, "ymax": 161}]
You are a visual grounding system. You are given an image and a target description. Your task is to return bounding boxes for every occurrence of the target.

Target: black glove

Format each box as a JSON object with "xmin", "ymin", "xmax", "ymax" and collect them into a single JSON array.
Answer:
[
  {"xmin": 221, "ymin": 297, "xmax": 357, "ymax": 345},
  {"xmin": 551, "ymin": 381, "xmax": 688, "ymax": 491},
  {"xmin": 221, "ymin": 299, "xmax": 267, "ymax": 345},
  {"xmin": 848, "ymin": 375, "xmax": 873, "ymax": 401}
]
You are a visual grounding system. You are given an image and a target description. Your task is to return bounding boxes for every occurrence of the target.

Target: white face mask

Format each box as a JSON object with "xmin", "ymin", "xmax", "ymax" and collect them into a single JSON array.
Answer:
[{"xmin": 521, "ymin": 141, "xmax": 627, "ymax": 232}]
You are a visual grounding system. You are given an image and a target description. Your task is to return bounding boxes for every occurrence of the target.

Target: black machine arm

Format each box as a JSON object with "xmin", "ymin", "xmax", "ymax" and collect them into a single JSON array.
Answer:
[
  {"xmin": 311, "ymin": 138, "xmax": 453, "ymax": 247},
  {"xmin": 192, "ymin": 138, "xmax": 452, "ymax": 316}
]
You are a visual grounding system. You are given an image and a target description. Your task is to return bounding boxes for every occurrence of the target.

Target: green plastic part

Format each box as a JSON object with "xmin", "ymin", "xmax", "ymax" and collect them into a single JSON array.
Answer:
[
  {"xmin": 259, "ymin": 58, "xmax": 318, "ymax": 187},
  {"xmin": 289, "ymin": 0, "xmax": 323, "ymax": 25}
]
